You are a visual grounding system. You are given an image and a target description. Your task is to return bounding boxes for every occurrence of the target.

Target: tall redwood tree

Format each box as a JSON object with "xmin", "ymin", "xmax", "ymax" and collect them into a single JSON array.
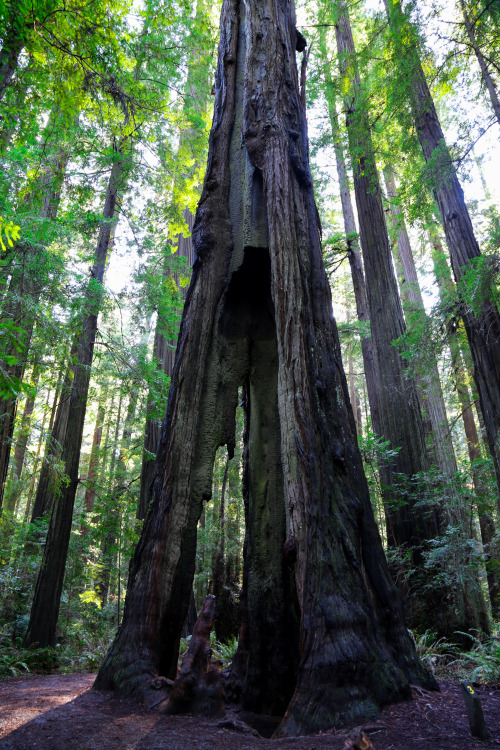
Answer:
[{"xmin": 95, "ymin": 0, "xmax": 434, "ymax": 735}]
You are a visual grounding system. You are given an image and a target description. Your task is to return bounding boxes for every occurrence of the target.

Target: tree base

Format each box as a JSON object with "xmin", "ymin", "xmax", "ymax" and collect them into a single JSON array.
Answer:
[{"xmin": 161, "ymin": 595, "xmax": 225, "ymax": 718}]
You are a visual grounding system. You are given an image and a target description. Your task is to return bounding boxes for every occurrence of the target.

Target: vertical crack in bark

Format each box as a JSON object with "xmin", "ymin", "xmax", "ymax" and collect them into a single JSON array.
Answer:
[{"xmin": 95, "ymin": 0, "xmax": 435, "ymax": 734}]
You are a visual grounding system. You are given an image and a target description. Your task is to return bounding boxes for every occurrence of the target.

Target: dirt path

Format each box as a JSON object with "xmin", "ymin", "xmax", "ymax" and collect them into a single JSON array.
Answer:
[{"xmin": 0, "ymin": 674, "xmax": 499, "ymax": 749}]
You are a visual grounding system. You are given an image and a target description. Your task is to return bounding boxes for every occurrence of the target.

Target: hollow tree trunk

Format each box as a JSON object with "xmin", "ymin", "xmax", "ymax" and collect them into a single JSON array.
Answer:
[
  {"xmin": 385, "ymin": 0, "xmax": 500, "ymax": 505},
  {"xmin": 23, "ymin": 138, "xmax": 128, "ymax": 648},
  {"xmin": 95, "ymin": 0, "xmax": 433, "ymax": 735}
]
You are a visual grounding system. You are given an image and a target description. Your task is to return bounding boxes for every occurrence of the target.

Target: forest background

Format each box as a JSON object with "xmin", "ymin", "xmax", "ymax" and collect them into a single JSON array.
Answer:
[{"xmin": 1, "ymin": 0, "xmax": 500, "ymax": 684}]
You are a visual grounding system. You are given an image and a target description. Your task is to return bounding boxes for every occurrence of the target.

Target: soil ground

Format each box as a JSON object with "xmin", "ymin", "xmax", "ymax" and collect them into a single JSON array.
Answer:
[{"xmin": 0, "ymin": 673, "xmax": 499, "ymax": 749}]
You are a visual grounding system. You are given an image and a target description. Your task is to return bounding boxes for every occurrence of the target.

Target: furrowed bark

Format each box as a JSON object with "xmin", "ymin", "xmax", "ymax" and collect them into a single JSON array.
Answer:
[
  {"xmin": 96, "ymin": 0, "xmax": 433, "ymax": 735},
  {"xmin": 383, "ymin": 167, "xmax": 457, "ymax": 477},
  {"xmin": 333, "ymin": 3, "xmax": 443, "ymax": 609},
  {"xmin": 138, "ymin": 210, "xmax": 195, "ymax": 521},
  {"xmin": 0, "ymin": 109, "xmax": 74, "ymax": 511},
  {"xmin": 83, "ymin": 395, "xmax": 106, "ymax": 513},
  {"xmin": 319, "ymin": 33, "xmax": 381, "ymax": 439},
  {"xmin": 24, "ymin": 138, "xmax": 128, "ymax": 648},
  {"xmin": 383, "ymin": 168, "xmax": 489, "ymax": 635},
  {"xmin": 12, "ymin": 364, "xmax": 40, "ymax": 482},
  {"xmin": 385, "ymin": 0, "xmax": 500, "ymax": 505},
  {"xmin": 430, "ymin": 231, "xmax": 500, "ymax": 618}
]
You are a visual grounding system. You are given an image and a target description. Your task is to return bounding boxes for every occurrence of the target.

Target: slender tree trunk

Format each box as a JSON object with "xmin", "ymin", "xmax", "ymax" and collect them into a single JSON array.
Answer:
[
  {"xmin": 98, "ymin": 393, "xmax": 117, "ymax": 489},
  {"xmin": 23, "ymin": 396, "xmax": 49, "ymax": 523},
  {"xmin": 83, "ymin": 396, "xmax": 106, "ymax": 513},
  {"xmin": 0, "ymin": 110, "xmax": 74, "ymax": 510},
  {"xmin": 212, "ymin": 456, "xmax": 238, "ymax": 642},
  {"xmin": 430, "ymin": 230, "xmax": 500, "ymax": 617},
  {"xmin": 345, "ymin": 309, "xmax": 361, "ymax": 436},
  {"xmin": 138, "ymin": 211, "xmax": 195, "ymax": 521},
  {"xmin": 30, "ymin": 355, "xmax": 75, "ymax": 522},
  {"xmin": 385, "ymin": 0, "xmax": 500, "ymax": 506},
  {"xmin": 347, "ymin": 344, "xmax": 360, "ymax": 436},
  {"xmin": 334, "ymin": 2, "xmax": 442, "ymax": 609},
  {"xmin": 460, "ymin": 1, "xmax": 500, "ymax": 129},
  {"xmin": 48, "ymin": 364, "xmax": 65, "ymax": 434},
  {"xmin": 384, "ymin": 169, "xmax": 489, "ymax": 631},
  {"xmin": 12, "ymin": 364, "xmax": 40, "ymax": 482},
  {"xmin": 0, "ymin": 366, "xmax": 40, "ymax": 522},
  {"xmin": 97, "ymin": 392, "xmax": 132, "ymax": 607},
  {"xmin": 384, "ymin": 167, "xmax": 457, "ymax": 477},
  {"xmin": 319, "ymin": 41, "xmax": 381, "ymax": 438},
  {"xmin": 24, "ymin": 135, "xmax": 129, "ymax": 648},
  {"xmin": 95, "ymin": 0, "xmax": 433, "ymax": 735},
  {"xmin": 0, "ymin": 64, "xmax": 31, "ymax": 153}
]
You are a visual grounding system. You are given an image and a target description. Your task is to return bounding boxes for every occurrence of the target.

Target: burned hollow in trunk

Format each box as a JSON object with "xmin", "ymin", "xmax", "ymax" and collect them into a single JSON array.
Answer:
[{"xmin": 95, "ymin": 0, "xmax": 434, "ymax": 735}]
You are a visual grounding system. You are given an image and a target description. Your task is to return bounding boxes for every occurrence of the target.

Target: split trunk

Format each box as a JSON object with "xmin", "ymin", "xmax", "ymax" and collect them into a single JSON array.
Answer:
[{"xmin": 95, "ymin": 0, "xmax": 433, "ymax": 736}]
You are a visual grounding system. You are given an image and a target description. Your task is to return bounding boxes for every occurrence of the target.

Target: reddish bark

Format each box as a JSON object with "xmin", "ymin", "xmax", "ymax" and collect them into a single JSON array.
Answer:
[
  {"xmin": 95, "ymin": 0, "xmax": 434, "ymax": 736},
  {"xmin": 162, "ymin": 595, "xmax": 225, "ymax": 718}
]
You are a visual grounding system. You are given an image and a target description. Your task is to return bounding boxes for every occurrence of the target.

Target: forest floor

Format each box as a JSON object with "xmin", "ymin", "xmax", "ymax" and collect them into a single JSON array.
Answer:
[{"xmin": 0, "ymin": 673, "xmax": 499, "ymax": 749}]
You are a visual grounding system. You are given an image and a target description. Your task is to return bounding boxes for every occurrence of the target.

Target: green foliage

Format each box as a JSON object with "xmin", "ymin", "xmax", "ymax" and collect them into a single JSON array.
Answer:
[
  {"xmin": 0, "ymin": 0, "xmax": 498, "ymax": 693},
  {"xmin": 455, "ymin": 630, "xmax": 500, "ymax": 683},
  {"xmin": 409, "ymin": 626, "xmax": 500, "ymax": 683},
  {"xmin": 0, "ymin": 646, "xmax": 29, "ymax": 678},
  {"xmin": 210, "ymin": 634, "xmax": 238, "ymax": 668},
  {"xmin": 0, "ymin": 217, "xmax": 20, "ymax": 251},
  {"xmin": 455, "ymin": 255, "xmax": 500, "ymax": 318},
  {"xmin": 409, "ymin": 629, "xmax": 457, "ymax": 675},
  {"xmin": 177, "ymin": 634, "xmax": 238, "ymax": 671}
]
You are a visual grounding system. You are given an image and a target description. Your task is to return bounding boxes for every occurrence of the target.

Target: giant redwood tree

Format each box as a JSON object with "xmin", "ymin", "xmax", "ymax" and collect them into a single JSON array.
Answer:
[
  {"xmin": 95, "ymin": 0, "xmax": 434, "ymax": 735},
  {"xmin": 384, "ymin": 0, "xmax": 500, "ymax": 504}
]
